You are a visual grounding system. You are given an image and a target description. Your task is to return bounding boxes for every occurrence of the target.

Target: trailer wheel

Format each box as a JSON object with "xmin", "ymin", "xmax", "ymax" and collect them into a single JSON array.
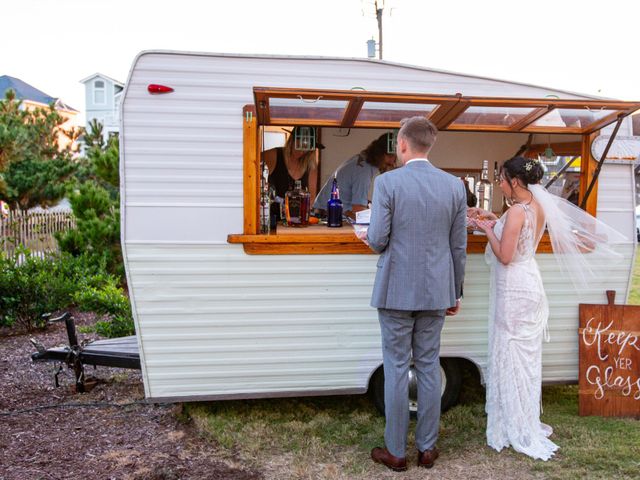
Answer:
[{"xmin": 369, "ymin": 358, "xmax": 462, "ymax": 417}]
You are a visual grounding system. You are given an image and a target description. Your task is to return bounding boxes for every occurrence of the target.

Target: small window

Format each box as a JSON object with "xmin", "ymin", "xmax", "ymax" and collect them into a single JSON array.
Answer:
[{"xmin": 94, "ymin": 80, "xmax": 106, "ymax": 105}]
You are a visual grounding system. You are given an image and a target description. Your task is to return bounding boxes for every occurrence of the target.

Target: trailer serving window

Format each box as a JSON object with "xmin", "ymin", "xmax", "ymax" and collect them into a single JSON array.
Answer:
[{"xmin": 228, "ymin": 87, "xmax": 640, "ymax": 255}]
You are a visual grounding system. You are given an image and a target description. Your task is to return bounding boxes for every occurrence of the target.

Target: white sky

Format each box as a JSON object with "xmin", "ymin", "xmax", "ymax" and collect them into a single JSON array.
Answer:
[{"xmin": 3, "ymin": 0, "xmax": 639, "ymax": 124}]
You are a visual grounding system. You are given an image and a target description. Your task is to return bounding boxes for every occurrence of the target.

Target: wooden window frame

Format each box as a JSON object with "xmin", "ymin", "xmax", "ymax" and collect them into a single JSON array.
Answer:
[{"xmin": 228, "ymin": 88, "xmax": 640, "ymax": 255}]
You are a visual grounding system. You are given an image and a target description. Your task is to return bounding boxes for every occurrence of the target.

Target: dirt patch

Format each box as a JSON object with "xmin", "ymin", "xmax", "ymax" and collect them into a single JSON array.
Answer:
[{"xmin": 0, "ymin": 313, "xmax": 261, "ymax": 480}]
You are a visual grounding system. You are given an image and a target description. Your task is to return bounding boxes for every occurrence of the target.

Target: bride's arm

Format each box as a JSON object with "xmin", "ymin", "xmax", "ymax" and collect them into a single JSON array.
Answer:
[{"xmin": 476, "ymin": 206, "xmax": 525, "ymax": 265}]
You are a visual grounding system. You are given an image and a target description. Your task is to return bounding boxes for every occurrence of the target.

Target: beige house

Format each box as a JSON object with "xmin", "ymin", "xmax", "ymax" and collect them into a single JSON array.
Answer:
[{"xmin": 0, "ymin": 75, "xmax": 79, "ymax": 151}]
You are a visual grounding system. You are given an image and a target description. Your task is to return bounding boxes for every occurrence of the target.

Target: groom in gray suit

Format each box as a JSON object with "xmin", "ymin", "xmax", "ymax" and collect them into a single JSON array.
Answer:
[{"xmin": 368, "ymin": 116, "xmax": 467, "ymax": 472}]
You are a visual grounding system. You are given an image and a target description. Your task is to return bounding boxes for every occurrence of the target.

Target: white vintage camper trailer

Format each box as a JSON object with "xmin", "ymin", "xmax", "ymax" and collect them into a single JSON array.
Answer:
[{"xmin": 120, "ymin": 51, "xmax": 640, "ymax": 410}]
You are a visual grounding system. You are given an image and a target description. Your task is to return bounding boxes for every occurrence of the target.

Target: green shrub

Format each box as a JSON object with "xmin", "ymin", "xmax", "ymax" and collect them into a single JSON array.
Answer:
[
  {"xmin": 0, "ymin": 251, "xmax": 132, "ymax": 336},
  {"xmin": 95, "ymin": 315, "xmax": 134, "ymax": 338},
  {"xmin": 0, "ymin": 250, "xmax": 91, "ymax": 330},
  {"xmin": 74, "ymin": 279, "xmax": 135, "ymax": 337}
]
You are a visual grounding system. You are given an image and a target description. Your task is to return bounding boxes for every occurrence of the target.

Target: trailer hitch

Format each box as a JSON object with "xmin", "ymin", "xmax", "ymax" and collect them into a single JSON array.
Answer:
[{"xmin": 32, "ymin": 312, "xmax": 86, "ymax": 393}]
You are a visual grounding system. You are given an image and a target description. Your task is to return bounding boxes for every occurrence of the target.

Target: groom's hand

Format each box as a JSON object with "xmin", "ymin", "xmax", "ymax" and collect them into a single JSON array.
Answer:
[{"xmin": 446, "ymin": 299, "xmax": 461, "ymax": 316}]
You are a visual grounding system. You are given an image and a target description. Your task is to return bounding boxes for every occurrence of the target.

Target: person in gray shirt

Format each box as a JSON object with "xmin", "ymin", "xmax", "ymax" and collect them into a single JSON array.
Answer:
[{"xmin": 313, "ymin": 134, "xmax": 396, "ymax": 219}]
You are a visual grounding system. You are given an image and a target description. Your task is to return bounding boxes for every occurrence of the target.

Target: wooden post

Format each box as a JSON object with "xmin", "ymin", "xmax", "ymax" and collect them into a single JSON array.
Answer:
[
  {"xmin": 243, "ymin": 105, "xmax": 259, "ymax": 235},
  {"xmin": 580, "ymin": 132, "xmax": 599, "ymax": 217}
]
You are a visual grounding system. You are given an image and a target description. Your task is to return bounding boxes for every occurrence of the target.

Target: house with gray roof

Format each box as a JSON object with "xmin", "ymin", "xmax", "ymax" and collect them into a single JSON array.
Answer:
[{"xmin": 0, "ymin": 75, "xmax": 77, "ymax": 112}]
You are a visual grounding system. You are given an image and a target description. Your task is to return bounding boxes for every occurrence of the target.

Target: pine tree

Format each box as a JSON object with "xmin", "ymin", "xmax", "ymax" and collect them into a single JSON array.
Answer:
[
  {"xmin": 0, "ymin": 90, "xmax": 81, "ymax": 209},
  {"xmin": 57, "ymin": 124, "xmax": 123, "ymax": 279}
]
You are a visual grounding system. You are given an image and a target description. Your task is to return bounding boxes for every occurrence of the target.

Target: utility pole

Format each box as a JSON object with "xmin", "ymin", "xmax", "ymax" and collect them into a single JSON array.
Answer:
[{"xmin": 375, "ymin": 0, "xmax": 383, "ymax": 59}]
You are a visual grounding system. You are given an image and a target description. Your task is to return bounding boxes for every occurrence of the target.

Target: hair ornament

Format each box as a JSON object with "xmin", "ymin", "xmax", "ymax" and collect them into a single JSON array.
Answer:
[{"xmin": 525, "ymin": 158, "xmax": 540, "ymax": 172}]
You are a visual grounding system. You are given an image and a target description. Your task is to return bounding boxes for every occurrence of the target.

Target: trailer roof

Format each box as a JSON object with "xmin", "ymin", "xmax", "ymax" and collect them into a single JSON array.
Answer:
[{"xmin": 253, "ymin": 86, "xmax": 640, "ymax": 135}]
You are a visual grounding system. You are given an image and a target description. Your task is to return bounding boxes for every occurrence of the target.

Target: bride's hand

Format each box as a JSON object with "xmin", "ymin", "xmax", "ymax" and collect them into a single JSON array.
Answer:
[
  {"xmin": 474, "ymin": 219, "xmax": 496, "ymax": 233},
  {"xmin": 468, "ymin": 207, "xmax": 498, "ymax": 221}
]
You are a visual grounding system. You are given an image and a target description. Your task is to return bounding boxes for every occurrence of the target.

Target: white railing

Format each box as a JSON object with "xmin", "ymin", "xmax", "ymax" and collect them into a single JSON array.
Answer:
[{"xmin": 1, "ymin": 209, "xmax": 76, "ymax": 259}]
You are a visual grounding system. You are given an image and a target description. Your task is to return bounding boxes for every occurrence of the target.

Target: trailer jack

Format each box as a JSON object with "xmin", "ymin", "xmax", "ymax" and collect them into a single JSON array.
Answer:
[
  {"xmin": 31, "ymin": 312, "xmax": 140, "ymax": 392},
  {"xmin": 30, "ymin": 313, "xmax": 87, "ymax": 392}
]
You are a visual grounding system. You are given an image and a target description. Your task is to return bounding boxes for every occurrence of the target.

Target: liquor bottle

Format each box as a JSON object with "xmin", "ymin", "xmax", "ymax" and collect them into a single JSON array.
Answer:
[
  {"xmin": 284, "ymin": 180, "xmax": 310, "ymax": 227},
  {"xmin": 327, "ymin": 174, "xmax": 343, "ymax": 227},
  {"xmin": 475, "ymin": 159, "xmax": 493, "ymax": 212},
  {"xmin": 268, "ymin": 186, "xmax": 278, "ymax": 233},
  {"xmin": 260, "ymin": 162, "xmax": 270, "ymax": 233}
]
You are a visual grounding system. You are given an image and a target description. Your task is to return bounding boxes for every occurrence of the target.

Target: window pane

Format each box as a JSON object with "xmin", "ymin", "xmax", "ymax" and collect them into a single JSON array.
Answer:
[
  {"xmin": 533, "ymin": 108, "xmax": 616, "ymax": 128},
  {"xmin": 357, "ymin": 102, "xmax": 436, "ymax": 122},
  {"xmin": 94, "ymin": 90, "xmax": 105, "ymax": 104},
  {"xmin": 451, "ymin": 106, "xmax": 534, "ymax": 127},
  {"xmin": 95, "ymin": 80, "xmax": 105, "ymax": 88},
  {"xmin": 269, "ymin": 98, "xmax": 348, "ymax": 122},
  {"xmin": 541, "ymin": 155, "xmax": 581, "ymax": 206}
]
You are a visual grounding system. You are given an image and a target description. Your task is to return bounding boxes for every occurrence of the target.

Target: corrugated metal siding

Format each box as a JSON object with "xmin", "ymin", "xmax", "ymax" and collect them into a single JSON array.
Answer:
[
  {"xmin": 121, "ymin": 52, "xmax": 635, "ymax": 399},
  {"xmin": 596, "ymin": 163, "xmax": 636, "ymax": 242},
  {"xmin": 125, "ymin": 244, "xmax": 632, "ymax": 397}
]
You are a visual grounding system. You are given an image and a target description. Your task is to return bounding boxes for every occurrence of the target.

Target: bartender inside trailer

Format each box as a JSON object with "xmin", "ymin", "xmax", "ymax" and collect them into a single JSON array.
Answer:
[
  {"xmin": 313, "ymin": 133, "xmax": 397, "ymax": 219},
  {"xmin": 263, "ymin": 126, "xmax": 321, "ymax": 202}
]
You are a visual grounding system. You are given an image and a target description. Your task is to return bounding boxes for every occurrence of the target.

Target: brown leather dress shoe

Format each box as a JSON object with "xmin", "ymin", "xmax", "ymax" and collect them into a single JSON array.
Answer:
[
  {"xmin": 371, "ymin": 447, "xmax": 407, "ymax": 472},
  {"xmin": 417, "ymin": 447, "xmax": 439, "ymax": 468}
]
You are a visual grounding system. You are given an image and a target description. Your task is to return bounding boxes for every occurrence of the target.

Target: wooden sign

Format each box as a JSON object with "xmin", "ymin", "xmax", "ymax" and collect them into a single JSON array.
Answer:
[{"xmin": 578, "ymin": 291, "xmax": 640, "ymax": 417}]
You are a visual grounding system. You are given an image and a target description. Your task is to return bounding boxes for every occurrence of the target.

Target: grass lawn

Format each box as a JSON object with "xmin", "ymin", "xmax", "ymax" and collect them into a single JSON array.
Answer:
[
  {"xmin": 627, "ymin": 247, "xmax": 640, "ymax": 304},
  {"xmin": 186, "ymin": 249, "xmax": 640, "ymax": 479},
  {"xmin": 186, "ymin": 381, "xmax": 639, "ymax": 480}
]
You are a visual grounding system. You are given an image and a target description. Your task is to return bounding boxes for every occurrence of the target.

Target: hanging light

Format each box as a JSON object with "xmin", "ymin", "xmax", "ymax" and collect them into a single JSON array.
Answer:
[
  {"xmin": 541, "ymin": 135, "xmax": 558, "ymax": 165},
  {"xmin": 387, "ymin": 130, "xmax": 398, "ymax": 154},
  {"xmin": 294, "ymin": 127, "xmax": 316, "ymax": 151}
]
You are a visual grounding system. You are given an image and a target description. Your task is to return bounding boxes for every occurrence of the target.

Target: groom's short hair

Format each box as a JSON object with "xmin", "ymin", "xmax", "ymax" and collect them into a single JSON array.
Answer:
[{"xmin": 398, "ymin": 116, "xmax": 438, "ymax": 154}]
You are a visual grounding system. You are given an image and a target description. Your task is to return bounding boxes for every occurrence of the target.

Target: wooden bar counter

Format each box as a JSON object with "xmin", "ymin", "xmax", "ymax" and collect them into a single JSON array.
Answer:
[{"xmin": 228, "ymin": 225, "xmax": 552, "ymax": 255}]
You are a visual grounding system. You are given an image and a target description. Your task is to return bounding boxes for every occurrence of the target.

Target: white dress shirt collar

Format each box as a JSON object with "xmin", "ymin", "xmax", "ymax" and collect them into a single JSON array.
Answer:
[{"xmin": 406, "ymin": 158, "xmax": 430, "ymax": 165}]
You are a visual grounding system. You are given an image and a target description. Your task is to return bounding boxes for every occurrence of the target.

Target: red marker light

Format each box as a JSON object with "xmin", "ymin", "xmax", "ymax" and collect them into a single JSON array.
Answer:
[{"xmin": 148, "ymin": 84, "xmax": 174, "ymax": 94}]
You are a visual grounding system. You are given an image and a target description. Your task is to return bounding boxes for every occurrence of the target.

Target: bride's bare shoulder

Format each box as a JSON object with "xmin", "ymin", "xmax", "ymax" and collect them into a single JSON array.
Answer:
[{"xmin": 504, "ymin": 204, "xmax": 526, "ymax": 224}]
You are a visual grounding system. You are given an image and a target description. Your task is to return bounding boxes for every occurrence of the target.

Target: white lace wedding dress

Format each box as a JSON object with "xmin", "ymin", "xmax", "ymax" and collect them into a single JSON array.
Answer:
[{"xmin": 484, "ymin": 203, "xmax": 559, "ymax": 461}]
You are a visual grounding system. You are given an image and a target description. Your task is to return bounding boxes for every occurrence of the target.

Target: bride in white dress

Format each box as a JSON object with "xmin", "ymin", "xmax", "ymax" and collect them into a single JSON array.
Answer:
[
  {"xmin": 472, "ymin": 156, "xmax": 626, "ymax": 461},
  {"xmin": 473, "ymin": 156, "xmax": 558, "ymax": 460}
]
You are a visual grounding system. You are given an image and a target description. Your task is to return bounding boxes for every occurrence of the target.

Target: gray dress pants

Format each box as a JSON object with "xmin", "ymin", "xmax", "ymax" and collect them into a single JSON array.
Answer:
[{"xmin": 378, "ymin": 308, "xmax": 445, "ymax": 457}]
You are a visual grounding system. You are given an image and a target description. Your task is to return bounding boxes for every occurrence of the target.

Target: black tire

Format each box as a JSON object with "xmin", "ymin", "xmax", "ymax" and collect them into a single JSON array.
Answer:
[{"xmin": 369, "ymin": 357, "xmax": 463, "ymax": 417}]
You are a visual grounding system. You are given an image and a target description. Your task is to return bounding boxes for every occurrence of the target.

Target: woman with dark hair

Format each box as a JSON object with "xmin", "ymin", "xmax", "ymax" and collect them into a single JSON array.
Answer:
[
  {"xmin": 471, "ymin": 156, "xmax": 624, "ymax": 460},
  {"xmin": 473, "ymin": 156, "xmax": 555, "ymax": 460},
  {"xmin": 313, "ymin": 134, "xmax": 396, "ymax": 219}
]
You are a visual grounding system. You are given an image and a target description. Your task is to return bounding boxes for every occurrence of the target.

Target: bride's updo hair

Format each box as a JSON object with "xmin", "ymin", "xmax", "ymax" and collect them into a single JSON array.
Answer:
[{"xmin": 502, "ymin": 156, "xmax": 544, "ymax": 186}]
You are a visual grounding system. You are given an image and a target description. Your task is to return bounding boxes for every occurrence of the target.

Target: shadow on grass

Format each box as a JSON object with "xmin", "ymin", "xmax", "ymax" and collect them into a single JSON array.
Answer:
[
  {"xmin": 184, "ymin": 365, "xmax": 639, "ymax": 480},
  {"xmin": 184, "ymin": 363, "xmax": 489, "ymax": 475}
]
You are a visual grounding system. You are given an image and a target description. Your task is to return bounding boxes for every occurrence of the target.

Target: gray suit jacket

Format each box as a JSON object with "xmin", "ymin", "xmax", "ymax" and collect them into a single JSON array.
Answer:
[{"xmin": 367, "ymin": 160, "xmax": 467, "ymax": 310}]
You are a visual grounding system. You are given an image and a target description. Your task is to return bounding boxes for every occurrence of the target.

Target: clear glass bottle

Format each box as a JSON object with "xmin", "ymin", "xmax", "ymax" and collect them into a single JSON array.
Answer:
[
  {"xmin": 327, "ymin": 174, "xmax": 343, "ymax": 228},
  {"xmin": 284, "ymin": 180, "xmax": 310, "ymax": 227},
  {"xmin": 475, "ymin": 159, "xmax": 493, "ymax": 212}
]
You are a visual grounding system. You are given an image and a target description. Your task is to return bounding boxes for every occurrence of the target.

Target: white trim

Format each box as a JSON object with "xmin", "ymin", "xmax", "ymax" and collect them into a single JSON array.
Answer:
[
  {"xmin": 125, "ymin": 240, "xmax": 230, "ymax": 245},
  {"xmin": 118, "ymin": 74, "xmax": 151, "ymax": 399},
  {"xmin": 132, "ymin": 49, "xmax": 610, "ymax": 101},
  {"xmin": 80, "ymin": 72, "xmax": 124, "ymax": 87},
  {"xmin": 146, "ymin": 386, "xmax": 367, "ymax": 403}
]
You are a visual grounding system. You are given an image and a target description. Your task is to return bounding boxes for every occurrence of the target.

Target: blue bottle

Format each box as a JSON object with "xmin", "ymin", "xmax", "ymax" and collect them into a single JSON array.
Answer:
[{"xmin": 327, "ymin": 174, "xmax": 343, "ymax": 228}]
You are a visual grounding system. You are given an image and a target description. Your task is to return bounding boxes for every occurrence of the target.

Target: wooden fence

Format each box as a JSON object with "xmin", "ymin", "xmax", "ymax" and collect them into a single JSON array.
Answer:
[{"xmin": 1, "ymin": 210, "xmax": 76, "ymax": 259}]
